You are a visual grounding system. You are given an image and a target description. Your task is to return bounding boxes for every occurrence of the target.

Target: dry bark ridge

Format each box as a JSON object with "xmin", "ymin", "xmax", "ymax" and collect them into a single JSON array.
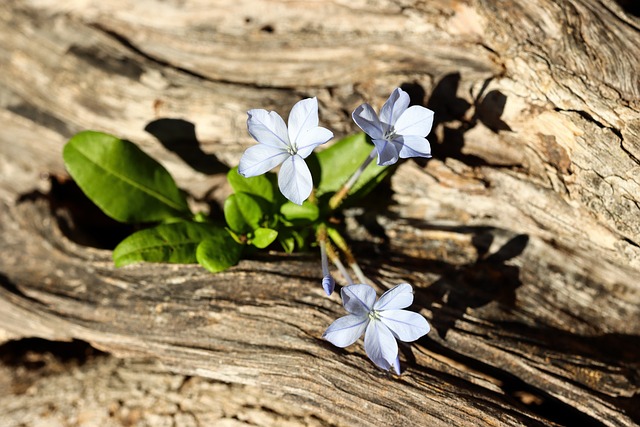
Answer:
[{"xmin": 0, "ymin": 0, "xmax": 639, "ymax": 426}]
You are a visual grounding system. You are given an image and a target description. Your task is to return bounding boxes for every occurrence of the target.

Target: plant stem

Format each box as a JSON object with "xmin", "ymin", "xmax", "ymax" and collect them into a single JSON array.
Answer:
[
  {"xmin": 328, "ymin": 148, "xmax": 377, "ymax": 210},
  {"xmin": 349, "ymin": 262, "xmax": 369, "ymax": 285},
  {"xmin": 317, "ymin": 225, "xmax": 331, "ymax": 278},
  {"xmin": 333, "ymin": 256, "xmax": 354, "ymax": 286},
  {"xmin": 327, "ymin": 226, "xmax": 371, "ymax": 285}
]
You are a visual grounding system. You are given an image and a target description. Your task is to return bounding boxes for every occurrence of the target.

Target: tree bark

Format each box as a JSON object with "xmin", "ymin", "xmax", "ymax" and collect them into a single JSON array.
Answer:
[{"xmin": 0, "ymin": 0, "xmax": 638, "ymax": 426}]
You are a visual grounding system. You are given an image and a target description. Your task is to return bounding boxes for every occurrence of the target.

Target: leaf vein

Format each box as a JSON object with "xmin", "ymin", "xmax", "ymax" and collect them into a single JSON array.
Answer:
[{"xmin": 71, "ymin": 144, "xmax": 187, "ymax": 213}]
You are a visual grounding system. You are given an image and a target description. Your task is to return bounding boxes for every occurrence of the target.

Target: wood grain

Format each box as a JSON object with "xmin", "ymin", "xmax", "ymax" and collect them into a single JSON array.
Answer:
[{"xmin": 1, "ymin": 0, "xmax": 638, "ymax": 425}]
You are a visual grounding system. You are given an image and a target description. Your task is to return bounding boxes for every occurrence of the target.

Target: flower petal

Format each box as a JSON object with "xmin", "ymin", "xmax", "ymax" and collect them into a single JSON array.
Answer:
[
  {"xmin": 396, "ymin": 135, "xmax": 432, "ymax": 159},
  {"xmin": 374, "ymin": 283, "xmax": 414, "ymax": 310},
  {"xmin": 379, "ymin": 88, "xmax": 410, "ymax": 127},
  {"xmin": 394, "ymin": 105, "xmax": 434, "ymax": 137},
  {"xmin": 322, "ymin": 275, "xmax": 336, "ymax": 296},
  {"xmin": 295, "ymin": 126, "xmax": 333, "ymax": 158},
  {"xmin": 392, "ymin": 355, "xmax": 401, "ymax": 375},
  {"xmin": 372, "ymin": 138, "xmax": 399, "ymax": 166},
  {"xmin": 278, "ymin": 154, "xmax": 313, "ymax": 205},
  {"xmin": 247, "ymin": 109, "xmax": 290, "ymax": 149},
  {"xmin": 238, "ymin": 144, "xmax": 288, "ymax": 177},
  {"xmin": 288, "ymin": 98, "xmax": 320, "ymax": 146},
  {"xmin": 352, "ymin": 104, "xmax": 384, "ymax": 140},
  {"xmin": 364, "ymin": 320, "xmax": 398, "ymax": 372},
  {"xmin": 341, "ymin": 284, "xmax": 376, "ymax": 315},
  {"xmin": 379, "ymin": 310, "xmax": 430, "ymax": 342},
  {"xmin": 323, "ymin": 314, "xmax": 369, "ymax": 347}
]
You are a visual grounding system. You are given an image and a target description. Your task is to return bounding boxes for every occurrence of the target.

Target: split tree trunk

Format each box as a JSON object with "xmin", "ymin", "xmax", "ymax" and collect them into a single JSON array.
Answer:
[{"xmin": 1, "ymin": 0, "xmax": 639, "ymax": 426}]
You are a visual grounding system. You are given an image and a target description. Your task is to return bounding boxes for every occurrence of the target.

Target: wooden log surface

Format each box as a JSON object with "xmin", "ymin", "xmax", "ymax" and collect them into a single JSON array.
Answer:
[{"xmin": 0, "ymin": 0, "xmax": 639, "ymax": 425}]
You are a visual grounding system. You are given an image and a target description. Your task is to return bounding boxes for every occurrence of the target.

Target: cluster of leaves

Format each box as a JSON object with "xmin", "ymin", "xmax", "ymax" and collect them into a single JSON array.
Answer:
[{"xmin": 62, "ymin": 130, "xmax": 390, "ymax": 273}]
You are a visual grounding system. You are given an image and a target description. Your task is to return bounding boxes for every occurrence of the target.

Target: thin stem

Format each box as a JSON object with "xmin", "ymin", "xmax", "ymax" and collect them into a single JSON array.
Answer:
[
  {"xmin": 317, "ymin": 224, "xmax": 330, "ymax": 275},
  {"xmin": 334, "ymin": 258, "xmax": 354, "ymax": 286},
  {"xmin": 326, "ymin": 226, "xmax": 355, "ymax": 265},
  {"xmin": 349, "ymin": 262, "xmax": 370, "ymax": 285},
  {"xmin": 320, "ymin": 239, "xmax": 330, "ymax": 277},
  {"xmin": 328, "ymin": 148, "xmax": 377, "ymax": 210},
  {"xmin": 317, "ymin": 224, "xmax": 338, "ymax": 294},
  {"xmin": 325, "ymin": 242, "xmax": 353, "ymax": 285},
  {"xmin": 327, "ymin": 226, "xmax": 371, "ymax": 285}
]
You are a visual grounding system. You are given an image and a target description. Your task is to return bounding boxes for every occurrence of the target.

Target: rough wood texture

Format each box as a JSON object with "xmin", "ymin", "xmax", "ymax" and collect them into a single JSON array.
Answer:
[
  {"xmin": 1, "ymin": 0, "xmax": 639, "ymax": 426},
  {"xmin": 0, "ymin": 340, "xmax": 327, "ymax": 427}
]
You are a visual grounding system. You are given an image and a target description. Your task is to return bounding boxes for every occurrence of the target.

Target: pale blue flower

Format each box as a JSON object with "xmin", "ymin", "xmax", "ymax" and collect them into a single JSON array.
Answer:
[
  {"xmin": 322, "ymin": 275, "xmax": 336, "ymax": 296},
  {"xmin": 352, "ymin": 88, "xmax": 434, "ymax": 166},
  {"xmin": 239, "ymin": 97, "xmax": 333, "ymax": 205},
  {"xmin": 323, "ymin": 283, "xmax": 430, "ymax": 374}
]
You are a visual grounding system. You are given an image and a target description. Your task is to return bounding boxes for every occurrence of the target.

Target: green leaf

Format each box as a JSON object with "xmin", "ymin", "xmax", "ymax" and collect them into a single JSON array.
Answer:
[
  {"xmin": 63, "ymin": 131, "xmax": 191, "ymax": 223},
  {"xmin": 277, "ymin": 228, "xmax": 308, "ymax": 253},
  {"xmin": 279, "ymin": 234, "xmax": 296, "ymax": 253},
  {"xmin": 227, "ymin": 167, "xmax": 276, "ymax": 203},
  {"xmin": 113, "ymin": 221, "xmax": 222, "ymax": 267},
  {"xmin": 291, "ymin": 229, "xmax": 308, "ymax": 250},
  {"xmin": 280, "ymin": 201, "xmax": 319, "ymax": 223},
  {"xmin": 251, "ymin": 228, "xmax": 278, "ymax": 249},
  {"xmin": 193, "ymin": 212, "xmax": 209, "ymax": 223},
  {"xmin": 224, "ymin": 192, "xmax": 264, "ymax": 233},
  {"xmin": 314, "ymin": 133, "xmax": 388, "ymax": 198},
  {"xmin": 196, "ymin": 233, "xmax": 243, "ymax": 273}
]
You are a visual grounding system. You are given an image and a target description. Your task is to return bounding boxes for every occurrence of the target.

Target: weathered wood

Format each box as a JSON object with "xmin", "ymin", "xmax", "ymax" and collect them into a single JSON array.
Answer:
[
  {"xmin": 0, "ymin": 339, "xmax": 330, "ymax": 426},
  {"xmin": 0, "ymin": 0, "xmax": 639, "ymax": 426}
]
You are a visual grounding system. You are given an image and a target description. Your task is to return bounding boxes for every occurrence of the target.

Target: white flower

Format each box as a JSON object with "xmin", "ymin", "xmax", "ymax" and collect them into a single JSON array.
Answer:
[
  {"xmin": 352, "ymin": 88, "xmax": 434, "ymax": 166},
  {"xmin": 239, "ymin": 97, "xmax": 333, "ymax": 205},
  {"xmin": 323, "ymin": 283, "xmax": 430, "ymax": 374}
]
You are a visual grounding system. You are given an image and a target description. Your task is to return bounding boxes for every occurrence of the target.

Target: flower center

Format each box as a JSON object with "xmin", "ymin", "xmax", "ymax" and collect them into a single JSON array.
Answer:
[
  {"xmin": 368, "ymin": 310, "xmax": 381, "ymax": 321},
  {"xmin": 287, "ymin": 145, "xmax": 297, "ymax": 156},
  {"xmin": 383, "ymin": 126, "xmax": 397, "ymax": 141}
]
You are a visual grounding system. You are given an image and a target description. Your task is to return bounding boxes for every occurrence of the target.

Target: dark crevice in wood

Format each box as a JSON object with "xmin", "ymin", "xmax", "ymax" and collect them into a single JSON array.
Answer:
[
  {"xmin": 611, "ymin": 396, "xmax": 640, "ymax": 424},
  {"xmin": 618, "ymin": 138, "xmax": 640, "ymax": 167},
  {"xmin": 419, "ymin": 339, "xmax": 604, "ymax": 427},
  {"xmin": 0, "ymin": 272, "xmax": 51, "ymax": 308},
  {"xmin": 259, "ymin": 24, "xmax": 275, "ymax": 34},
  {"xmin": 88, "ymin": 22, "xmax": 298, "ymax": 90},
  {"xmin": 87, "ymin": 22, "xmax": 211, "ymax": 82},
  {"xmin": 614, "ymin": 0, "xmax": 640, "ymax": 17},
  {"xmin": 555, "ymin": 107, "xmax": 610, "ymax": 131},
  {"xmin": 555, "ymin": 107, "xmax": 640, "ymax": 166},
  {"xmin": 18, "ymin": 176, "xmax": 136, "ymax": 250},
  {"xmin": 0, "ymin": 337, "xmax": 107, "ymax": 370},
  {"xmin": 623, "ymin": 236, "xmax": 640, "ymax": 249},
  {"xmin": 0, "ymin": 338, "xmax": 108, "ymax": 398}
]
